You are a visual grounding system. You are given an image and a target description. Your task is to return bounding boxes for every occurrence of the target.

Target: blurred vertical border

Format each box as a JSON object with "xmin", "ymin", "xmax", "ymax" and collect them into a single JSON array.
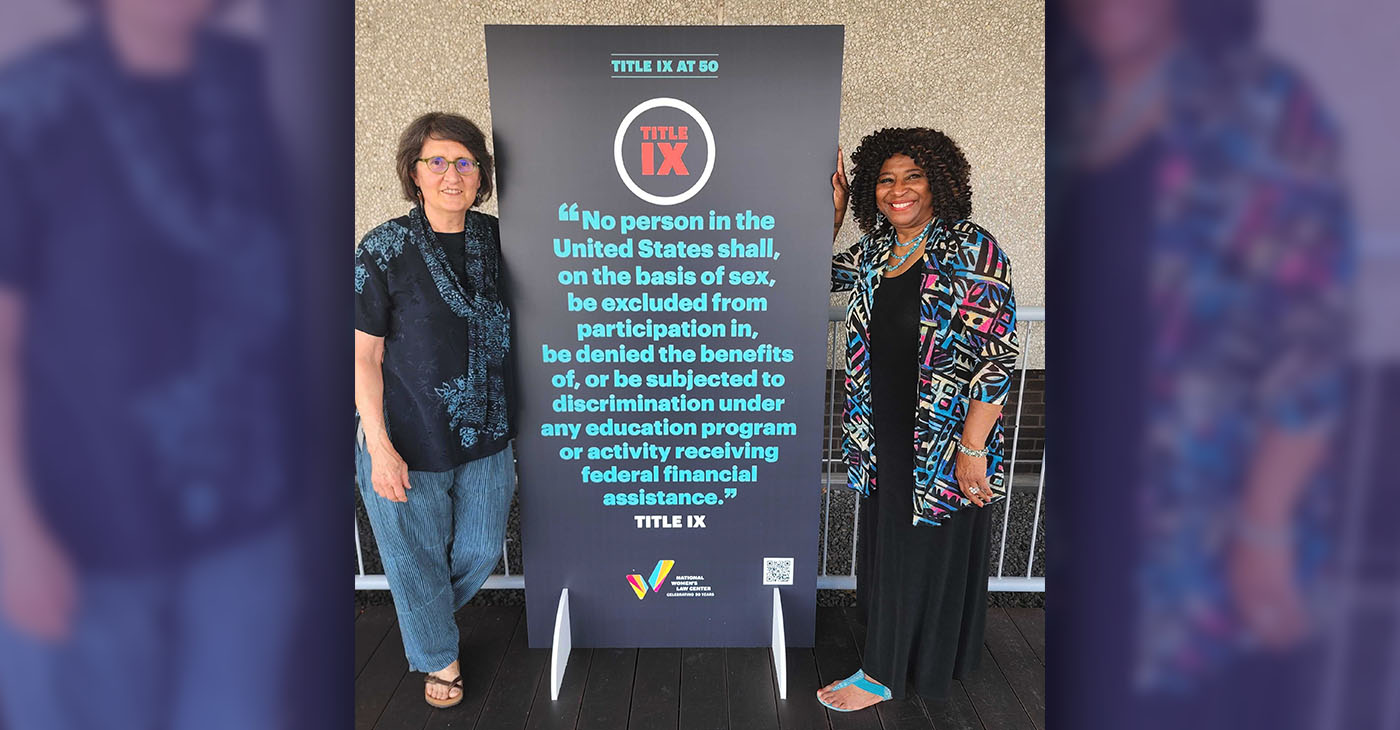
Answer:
[
  {"xmin": 0, "ymin": 1, "xmax": 351, "ymax": 728},
  {"xmin": 1047, "ymin": 0, "xmax": 1399, "ymax": 728}
]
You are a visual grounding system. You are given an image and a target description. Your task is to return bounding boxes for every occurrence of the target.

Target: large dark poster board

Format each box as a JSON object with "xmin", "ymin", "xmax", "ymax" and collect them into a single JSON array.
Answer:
[{"xmin": 486, "ymin": 25, "xmax": 843, "ymax": 648}]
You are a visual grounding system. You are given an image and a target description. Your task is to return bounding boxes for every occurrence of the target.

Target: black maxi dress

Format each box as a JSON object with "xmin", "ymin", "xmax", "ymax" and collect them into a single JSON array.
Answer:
[{"xmin": 856, "ymin": 258, "xmax": 994, "ymax": 701}]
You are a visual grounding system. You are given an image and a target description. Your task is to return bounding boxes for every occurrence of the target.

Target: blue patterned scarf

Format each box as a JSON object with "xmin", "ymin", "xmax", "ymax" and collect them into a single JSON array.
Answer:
[{"xmin": 408, "ymin": 204, "xmax": 511, "ymax": 444}]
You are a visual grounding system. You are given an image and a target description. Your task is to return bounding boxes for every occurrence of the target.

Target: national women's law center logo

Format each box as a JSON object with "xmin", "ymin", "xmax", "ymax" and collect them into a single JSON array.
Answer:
[
  {"xmin": 613, "ymin": 97, "xmax": 715, "ymax": 206},
  {"xmin": 626, "ymin": 559, "xmax": 675, "ymax": 600}
]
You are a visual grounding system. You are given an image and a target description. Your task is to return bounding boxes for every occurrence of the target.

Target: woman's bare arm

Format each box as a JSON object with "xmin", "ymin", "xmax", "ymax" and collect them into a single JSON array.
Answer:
[
  {"xmin": 0, "ymin": 288, "xmax": 77, "ymax": 639},
  {"xmin": 355, "ymin": 330, "xmax": 411, "ymax": 502}
]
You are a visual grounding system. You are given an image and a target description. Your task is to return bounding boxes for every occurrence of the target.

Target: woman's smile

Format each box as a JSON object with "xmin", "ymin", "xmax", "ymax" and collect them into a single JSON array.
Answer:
[{"xmin": 875, "ymin": 154, "xmax": 936, "ymax": 237}]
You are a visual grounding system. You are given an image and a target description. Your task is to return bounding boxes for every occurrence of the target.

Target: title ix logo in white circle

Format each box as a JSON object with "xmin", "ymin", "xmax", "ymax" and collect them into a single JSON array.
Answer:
[{"xmin": 613, "ymin": 97, "xmax": 716, "ymax": 206}]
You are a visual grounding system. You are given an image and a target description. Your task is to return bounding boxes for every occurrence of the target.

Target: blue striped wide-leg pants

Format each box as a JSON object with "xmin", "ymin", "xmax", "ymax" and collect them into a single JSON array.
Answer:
[{"xmin": 356, "ymin": 441, "xmax": 516, "ymax": 672}]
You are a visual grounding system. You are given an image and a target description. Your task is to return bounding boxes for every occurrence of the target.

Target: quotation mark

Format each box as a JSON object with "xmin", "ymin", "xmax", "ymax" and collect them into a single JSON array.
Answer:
[{"xmin": 558, "ymin": 202, "xmax": 580, "ymax": 222}]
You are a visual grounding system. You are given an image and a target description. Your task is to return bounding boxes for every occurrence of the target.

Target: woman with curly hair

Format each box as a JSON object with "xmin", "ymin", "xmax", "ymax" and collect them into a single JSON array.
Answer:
[{"xmin": 818, "ymin": 128, "xmax": 1019, "ymax": 711}]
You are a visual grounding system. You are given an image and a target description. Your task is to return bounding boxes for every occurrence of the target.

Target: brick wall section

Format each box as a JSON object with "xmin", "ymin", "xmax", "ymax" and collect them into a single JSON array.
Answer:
[{"xmin": 1007, "ymin": 368, "xmax": 1046, "ymax": 473}]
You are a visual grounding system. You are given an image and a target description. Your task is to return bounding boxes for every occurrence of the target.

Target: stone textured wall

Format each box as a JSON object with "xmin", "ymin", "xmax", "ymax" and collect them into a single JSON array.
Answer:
[{"xmin": 355, "ymin": 0, "xmax": 1043, "ymax": 300}]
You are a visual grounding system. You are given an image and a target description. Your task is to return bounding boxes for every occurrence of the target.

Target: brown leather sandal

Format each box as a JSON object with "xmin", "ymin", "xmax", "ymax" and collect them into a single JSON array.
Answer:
[{"xmin": 424, "ymin": 673, "xmax": 464, "ymax": 708}]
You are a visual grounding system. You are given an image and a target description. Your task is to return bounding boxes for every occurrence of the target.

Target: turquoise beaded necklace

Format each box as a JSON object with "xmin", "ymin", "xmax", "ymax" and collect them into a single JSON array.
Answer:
[{"xmin": 884, "ymin": 221, "xmax": 933, "ymax": 273}]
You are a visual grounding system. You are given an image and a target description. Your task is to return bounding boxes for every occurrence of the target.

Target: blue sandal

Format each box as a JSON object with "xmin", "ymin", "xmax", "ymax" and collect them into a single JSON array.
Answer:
[{"xmin": 817, "ymin": 669, "xmax": 892, "ymax": 712}]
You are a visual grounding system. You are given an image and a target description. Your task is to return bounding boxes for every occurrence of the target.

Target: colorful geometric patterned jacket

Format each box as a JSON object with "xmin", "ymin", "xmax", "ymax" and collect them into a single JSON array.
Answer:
[
  {"xmin": 1125, "ymin": 50, "xmax": 1351, "ymax": 693},
  {"xmin": 832, "ymin": 219, "xmax": 1020, "ymax": 526}
]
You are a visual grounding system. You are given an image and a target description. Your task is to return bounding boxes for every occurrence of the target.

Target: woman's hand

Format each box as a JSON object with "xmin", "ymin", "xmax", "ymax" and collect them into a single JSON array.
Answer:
[
  {"xmin": 955, "ymin": 449, "xmax": 993, "ymax": 507},
  {"xmin": 1228, "ymin": 522, "xmax": 1309, "ymax": 649},
  {"xmin": 354, "ymin": 331, "xmax": 410, "ymax": 502},
  {"xmin": 832, "ymin": 146, "xmax": 849, "ymax": 237},
  {"xmin": 368, "ymin": 442, "xmax": 412, "ymax": 503},
  {"xmin": 1224, "ymin": 427, "xmax": 1324, "ymax": 648},
  {"xmin": 0, "ymin": 520, "xmax": 77, "ymax": 641}
]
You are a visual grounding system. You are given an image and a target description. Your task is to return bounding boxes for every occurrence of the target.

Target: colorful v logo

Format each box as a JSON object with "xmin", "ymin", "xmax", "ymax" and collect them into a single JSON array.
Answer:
[{"xmin": 626, "ymin": 560, "xmax": 675, "ymax": 600}]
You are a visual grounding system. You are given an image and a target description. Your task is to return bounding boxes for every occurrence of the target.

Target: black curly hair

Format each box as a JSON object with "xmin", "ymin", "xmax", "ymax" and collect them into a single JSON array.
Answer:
[{"xmin": 848, "ymin": 127, "xmax": 972, "ymax": 236}]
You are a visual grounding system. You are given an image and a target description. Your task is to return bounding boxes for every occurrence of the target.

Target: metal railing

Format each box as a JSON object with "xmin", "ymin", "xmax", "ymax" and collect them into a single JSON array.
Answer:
[{"xmin": 356, "ymin": 308, "xmax": 1047, "ymax": 593}]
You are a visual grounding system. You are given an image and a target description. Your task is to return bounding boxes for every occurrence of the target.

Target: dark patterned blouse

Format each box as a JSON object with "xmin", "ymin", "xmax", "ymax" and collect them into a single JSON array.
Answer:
[
  {"xmin": 355, "ymin": 207, "xmax": 515, "ymax": 471},
  {"xmin": 832, "ymin": 219, "xmax": 1019, "ymax": 526},
  {"xmin": 0, "ymin": 25, "xmax": 293, "ymax": 570}
]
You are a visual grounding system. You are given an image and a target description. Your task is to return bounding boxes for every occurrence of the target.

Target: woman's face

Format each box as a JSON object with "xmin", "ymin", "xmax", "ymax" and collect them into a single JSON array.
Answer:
[
  {"xmin": 1067, "ymin": 0, "xmax": 1178, "ymax": 69},
  {"xmin": 100, "ymin": 0, "xmax": 215, "ymax": 35},
  {"xmin": 875, "ymin": 154, "xmax": 936, "ymax": 234},
  {"xmin": 412, "ymin": 138, "xmax": 480, "ymax": 223}
]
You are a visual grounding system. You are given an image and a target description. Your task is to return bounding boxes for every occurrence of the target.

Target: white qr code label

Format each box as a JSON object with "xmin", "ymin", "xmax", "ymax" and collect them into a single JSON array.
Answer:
[{"xmin": 763, "ymin": 557, "xmax": 794, "ymax": 586}]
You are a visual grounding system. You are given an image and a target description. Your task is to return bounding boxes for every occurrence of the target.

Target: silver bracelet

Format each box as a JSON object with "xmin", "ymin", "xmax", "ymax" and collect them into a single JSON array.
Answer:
[{"xmin": 956, "ymin": 442, "xmax": 989, "ymax": 458}]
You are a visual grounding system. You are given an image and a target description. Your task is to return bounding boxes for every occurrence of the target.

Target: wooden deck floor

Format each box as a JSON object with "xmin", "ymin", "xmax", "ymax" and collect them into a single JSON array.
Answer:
[{"xmin": 355, "ymin": 604, "xmax": 1044, "ymax": 730}]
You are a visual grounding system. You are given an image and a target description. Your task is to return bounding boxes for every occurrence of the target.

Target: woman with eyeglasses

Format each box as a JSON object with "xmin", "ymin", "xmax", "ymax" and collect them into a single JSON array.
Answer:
[{"xmin": 354, "ymin": 112, "xmax": 516, "ymax": 709}]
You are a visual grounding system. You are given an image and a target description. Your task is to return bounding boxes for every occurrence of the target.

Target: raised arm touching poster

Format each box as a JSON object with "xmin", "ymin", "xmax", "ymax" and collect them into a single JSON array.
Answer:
[{"xmin": 485, "ymin": 25, "xmax": 843, "ymax": 648}]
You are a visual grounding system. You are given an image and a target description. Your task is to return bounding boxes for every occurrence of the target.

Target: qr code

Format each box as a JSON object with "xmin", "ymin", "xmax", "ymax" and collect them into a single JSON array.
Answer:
[{"xmin": 763, "ymin": 557, "xmax": 794, "ymax": 586}]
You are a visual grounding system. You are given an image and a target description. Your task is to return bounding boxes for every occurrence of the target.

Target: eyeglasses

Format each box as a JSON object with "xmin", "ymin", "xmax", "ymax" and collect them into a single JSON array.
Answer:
[{"xmin": 417, "ymin": 156, "xmax": 479, "ymax": 175}]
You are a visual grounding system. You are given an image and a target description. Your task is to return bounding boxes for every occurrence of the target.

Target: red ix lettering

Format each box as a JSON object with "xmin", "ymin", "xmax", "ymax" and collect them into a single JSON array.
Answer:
[{"xmin": 640, "ymin": 126, "xmax": 689, "ymax": 176}]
